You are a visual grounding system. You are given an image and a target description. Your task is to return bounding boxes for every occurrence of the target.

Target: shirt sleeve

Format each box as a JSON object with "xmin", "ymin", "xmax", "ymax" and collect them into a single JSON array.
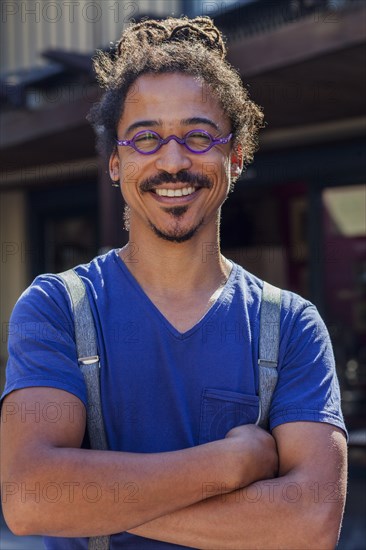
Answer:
[
  {"xmin": 269, "ymin": 295, "xmax": 347, "ymax": 436},
  {"xmin": 1, "ymin": 275, "xmax": 87, "ymax": 406}
]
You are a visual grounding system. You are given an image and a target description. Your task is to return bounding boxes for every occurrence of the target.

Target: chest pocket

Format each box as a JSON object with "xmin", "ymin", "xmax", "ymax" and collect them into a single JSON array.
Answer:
[{"xmin": 199, "ymin": 388, "xmax": 260, "ymax": 444}]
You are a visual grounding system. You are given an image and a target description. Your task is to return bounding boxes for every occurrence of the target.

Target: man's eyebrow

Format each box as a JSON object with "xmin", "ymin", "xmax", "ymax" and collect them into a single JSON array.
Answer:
[
  {"xmin": 124, "ymin": 117, "xmax": 221, "ymax": 136},
  {"xmin": 181, "ymin": 117, "xmax": 220, "ymax": 132},
  {"xmin": 125, "ymin": 120, "xmax": 161, "ymax": 136}
]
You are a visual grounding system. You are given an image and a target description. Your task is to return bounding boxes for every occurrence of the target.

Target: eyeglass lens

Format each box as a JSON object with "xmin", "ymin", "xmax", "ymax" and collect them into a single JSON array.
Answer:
[{"xmin": 133, "ymin": 130, "xmax": 212, "ymax": 153}]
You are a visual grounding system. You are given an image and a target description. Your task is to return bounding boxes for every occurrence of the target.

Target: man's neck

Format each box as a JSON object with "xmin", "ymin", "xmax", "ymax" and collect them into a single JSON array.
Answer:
[{"xmin": 119, "ymin": 228, "xmax": 230, "ymax": 299}]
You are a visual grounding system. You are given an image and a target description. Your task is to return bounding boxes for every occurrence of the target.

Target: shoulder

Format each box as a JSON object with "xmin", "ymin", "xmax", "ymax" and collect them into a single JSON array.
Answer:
[
  {"xmin": 7, "ymin": 250, "xmax": 122, "ymax": 351},
  {"xmin": 15, "ymin": 249, "xmax": 118, "ymax": 310},
  {"xmin": 2, "ymin": 251, "xmax": 119, "ymax": 406},
  {"xmin": 229, "ymin": 261, "xmax": 337, "ymax": 376},
  {"xmin": 237, "ymin": 264, "xmax": 333, "ymax": 368},
  {"xmin": 229, "ymin": 261, "xmax": 316, "ymax": 327}
]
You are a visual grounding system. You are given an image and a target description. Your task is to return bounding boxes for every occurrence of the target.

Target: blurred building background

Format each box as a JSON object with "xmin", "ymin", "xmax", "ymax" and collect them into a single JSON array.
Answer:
[{"xmin": 0, "ymin": 0, "xmax": 365, "ymax": 548}]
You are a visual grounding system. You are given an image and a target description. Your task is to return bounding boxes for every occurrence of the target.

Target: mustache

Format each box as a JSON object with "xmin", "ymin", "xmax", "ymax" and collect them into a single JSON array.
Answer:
[{"xmin": 140, "ymin": 170, "xmax": 213, "ymax": 192}]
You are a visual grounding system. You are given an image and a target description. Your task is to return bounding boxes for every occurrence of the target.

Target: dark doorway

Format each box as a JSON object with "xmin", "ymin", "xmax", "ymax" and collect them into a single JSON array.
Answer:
[{"xmin": 28, "ymin": 180, "xmax": 99, "ymax": 278}]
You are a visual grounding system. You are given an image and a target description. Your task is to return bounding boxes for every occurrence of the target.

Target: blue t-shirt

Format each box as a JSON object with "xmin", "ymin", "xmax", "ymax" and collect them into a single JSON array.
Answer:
[{"xmin": 2, "ymin": 249, "xmax": 346, "ymax": 549}]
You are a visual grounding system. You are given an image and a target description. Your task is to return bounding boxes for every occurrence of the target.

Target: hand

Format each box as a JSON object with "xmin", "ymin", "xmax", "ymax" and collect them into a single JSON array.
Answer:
[{"xmin": 225, "ymin": 424, "xmax": 279, "ymax": 487}]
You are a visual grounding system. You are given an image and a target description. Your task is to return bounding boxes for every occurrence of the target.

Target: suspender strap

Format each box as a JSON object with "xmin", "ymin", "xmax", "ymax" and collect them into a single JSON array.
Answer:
[
  {"xmin": 257, "ymin": 281, "xmax": 281, "ymax": 429},
  {"xmin": 58, "ymin": 269, "xmax": 110, "ymax": 550}
]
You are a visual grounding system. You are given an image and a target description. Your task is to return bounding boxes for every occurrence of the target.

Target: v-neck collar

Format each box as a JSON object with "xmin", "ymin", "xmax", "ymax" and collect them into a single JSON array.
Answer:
[{"xmin": 113, "ymin": 249, "xmax": 238, "ymax": 340}]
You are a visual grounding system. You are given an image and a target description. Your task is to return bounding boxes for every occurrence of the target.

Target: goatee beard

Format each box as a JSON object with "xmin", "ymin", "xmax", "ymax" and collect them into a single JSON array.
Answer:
[
  {"xmin": 149, "ymin": 217, "xmax": 204, "ymax": 243},
  {"xmin": 162, "ymin": 206, "xmax": 188, "ymax": 218},
  {"xmin": 124, "ymin": 204, "xmax": 204, "ymax": 243}
]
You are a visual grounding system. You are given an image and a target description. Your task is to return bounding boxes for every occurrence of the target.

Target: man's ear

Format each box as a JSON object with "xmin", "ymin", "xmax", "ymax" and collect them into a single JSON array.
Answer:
[
  {"xmin": 109, "ymin": 149, "xmax": 120, "ymax": 185},
  {"xmin": 230, "ymin": 144, "xmax": 244, "ymax": 179}
]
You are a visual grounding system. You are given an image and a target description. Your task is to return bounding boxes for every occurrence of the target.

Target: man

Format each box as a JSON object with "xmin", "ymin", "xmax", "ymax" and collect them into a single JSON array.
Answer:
[{"xmin": 1, "ymin": 16, "xmax": 347, "ymax": 549}]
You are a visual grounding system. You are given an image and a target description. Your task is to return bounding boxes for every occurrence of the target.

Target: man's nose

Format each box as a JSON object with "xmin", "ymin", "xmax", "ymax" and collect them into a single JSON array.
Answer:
[{"xmin": 154, "ymin": 139, "xmax": 192, "ymax": 175}]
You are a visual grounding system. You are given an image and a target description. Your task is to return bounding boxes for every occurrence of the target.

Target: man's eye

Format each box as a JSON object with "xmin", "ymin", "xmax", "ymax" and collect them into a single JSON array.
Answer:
[
  {"xmin": 135, "ymin": 132, "xmax": 157, "ymax": 142},
  {"xmin": 186, "ymin": 131, "xmax": 211, "ymax": 149}
]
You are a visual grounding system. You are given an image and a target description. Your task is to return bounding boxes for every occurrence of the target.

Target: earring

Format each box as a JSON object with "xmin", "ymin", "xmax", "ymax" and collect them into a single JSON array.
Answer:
[{"xmin": 231, "ymin": 164, "xmax": 241, "ymax": 176}]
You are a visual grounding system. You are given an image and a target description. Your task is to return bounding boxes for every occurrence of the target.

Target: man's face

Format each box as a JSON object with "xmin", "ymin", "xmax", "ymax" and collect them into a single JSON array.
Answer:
[{"xmin": 109, "ymin": 73, "xmax": 238, "ymax": 243}]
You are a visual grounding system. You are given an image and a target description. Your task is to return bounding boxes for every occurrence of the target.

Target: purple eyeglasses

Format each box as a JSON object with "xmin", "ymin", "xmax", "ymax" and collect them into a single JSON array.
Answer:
[{"xmin": 115, "ymin": 129, "xmax": 233, "ymax": 155}]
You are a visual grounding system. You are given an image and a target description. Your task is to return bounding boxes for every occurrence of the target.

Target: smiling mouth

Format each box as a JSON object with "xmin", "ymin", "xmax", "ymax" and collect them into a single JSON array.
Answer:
[{"xmin": 154, "ymin": 186, "xmax": 196, "ymax": 197}]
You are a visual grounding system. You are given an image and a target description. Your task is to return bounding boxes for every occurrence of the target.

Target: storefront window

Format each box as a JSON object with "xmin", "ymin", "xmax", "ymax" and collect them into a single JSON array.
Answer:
[
  {"xmin": 221, "ymin": 182, "xmax": 309, "ymax": 294},
  {"xmin": 323, "ymin": 184, "xmax": 366, "ymax": 428}
]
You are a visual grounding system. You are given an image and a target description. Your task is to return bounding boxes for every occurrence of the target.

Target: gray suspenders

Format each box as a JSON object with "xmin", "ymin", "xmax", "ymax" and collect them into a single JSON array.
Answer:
[
  {"xmin": 58, "ymin": 269, "xmax": 109, "ymax": 550},
  {"xmin": 58, "ymin": 270, "xmax": 281, "ymax": 550},
  {"xmin": 257, "ymin": 282, "xmax": 281, "ymax": 429}
]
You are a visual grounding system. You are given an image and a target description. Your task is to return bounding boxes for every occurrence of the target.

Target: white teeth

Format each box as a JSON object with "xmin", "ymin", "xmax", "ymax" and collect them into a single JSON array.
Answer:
[{"xmin": 155, "ymin": 186, "xmax": 196, "ymax": 197}]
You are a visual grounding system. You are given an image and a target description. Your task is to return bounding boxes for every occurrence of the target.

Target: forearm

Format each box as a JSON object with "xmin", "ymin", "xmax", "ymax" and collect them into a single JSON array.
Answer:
[
  {"xmin": 2, "ymin": 439, "xmax": 240, "ymax": 537},
  {"xmin": 1, "ymin": 391, "xmax": 278, "ymax": 539},
  {"xmin": 129, "ymin": 472, "xmax": 345, "ymax": 549}
]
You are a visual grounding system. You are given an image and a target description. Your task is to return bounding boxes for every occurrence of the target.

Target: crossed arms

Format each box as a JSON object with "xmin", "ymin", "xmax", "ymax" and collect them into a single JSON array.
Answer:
[{"xmin": 1, "ymin": 387, "xmax": 347, "ymax": 549}]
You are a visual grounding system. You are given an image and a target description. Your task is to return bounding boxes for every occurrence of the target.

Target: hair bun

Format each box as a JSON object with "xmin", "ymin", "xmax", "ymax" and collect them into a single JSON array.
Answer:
[{"xmin": 116, "ymin": 16, "xmax": 226, "ymax": 61}]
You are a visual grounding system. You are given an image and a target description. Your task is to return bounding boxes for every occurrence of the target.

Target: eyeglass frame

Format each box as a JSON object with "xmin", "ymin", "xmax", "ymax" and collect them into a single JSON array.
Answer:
[{"xmin": 115, "ymin": 129, "xmax": 233, "ymax": 155}]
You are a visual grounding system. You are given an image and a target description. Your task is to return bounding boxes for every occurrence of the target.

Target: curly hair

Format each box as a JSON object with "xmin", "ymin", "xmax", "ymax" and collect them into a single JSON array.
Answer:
[{"xmin": 87, "ymin": 16, "xmax": 264, "ymax": 167}]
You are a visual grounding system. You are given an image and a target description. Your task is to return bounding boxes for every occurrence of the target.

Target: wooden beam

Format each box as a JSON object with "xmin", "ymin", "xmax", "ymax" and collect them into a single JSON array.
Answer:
[
  {"xmin": 0, "ymin": 85, "xmax": 100, "ymax": 148},
  {"xmin": 0, "ymin": 157, "xmax": 98, "ymax": 189},
  {"xmin": 228, "ymin": 5, "xmax": 366, "ymax": 77},
  {"xmin": 260, "ymin": 116, "xmax": 366, "ymax": 150}
]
